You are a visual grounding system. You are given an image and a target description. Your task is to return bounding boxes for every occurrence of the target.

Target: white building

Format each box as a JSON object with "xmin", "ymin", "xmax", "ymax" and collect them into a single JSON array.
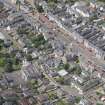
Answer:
[
  {"xmin": 75, "ymin": 7, "xmax": 90, "ymax": 18},
  {"xmin": 102, "ymin": 23, "xmax": 105, "ymax": 31},
  {"xmin": 0, "ymin": 32, "xmax": 5, "ymax": 40},
  {"xmin": 72, "ymin": 1, "xmax": 90, "ymax": 18},
  {"xmin": 58, "ymin": 69, "xmax": 68, "ymax": 77}
]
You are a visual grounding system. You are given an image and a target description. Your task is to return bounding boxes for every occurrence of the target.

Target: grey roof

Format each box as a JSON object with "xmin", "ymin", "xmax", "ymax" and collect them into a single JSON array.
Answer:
[
  {"xmin": 22, "ymin": 63, "xmax": 41, "ymax": 79},
  {"xmin": 79, "ymin": 98, "xmax": 92, "ymax": 105},
  {"xmin": 75, "ymin": 25, "xmax": 105, "ymax": 52}
]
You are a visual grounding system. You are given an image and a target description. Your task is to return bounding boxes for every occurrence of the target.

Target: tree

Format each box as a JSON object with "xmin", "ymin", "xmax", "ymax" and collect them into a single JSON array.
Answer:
[
  {"xmin": 0, "ymin": 58, "xmax": 5, "ymax": 67},
  {"xmin": 31, "ymin": 34, "xmax": 46, "ymax": 48},
  {"xmin": 64, "ymin": 63, "xmax": 70, "ymax": 70},
  {"xmin": 56, "ymin": 99, "xmax": 68, "ymax": 105},
  {"xmin": 28, "ymin": 79, "xmax": 39, "ymax": 93},
  {"xmin": 97, "ymin": 0, "xmax": 105, "ymax": 2},
  {"xmin": 26, "ymin": 55, "xmax": 33, "ymax": 61},
  {"xmin": 32, "ymin": 7, "xmax": 36, "ymax": 15},
  {"xmin": 13, "ymin": 57, "xmax": 20, "ymax": 65},
  {"xmin": 56, "ymin": 77, "xmax": 65, "ymax": 84},
  {"xmin": 5, "ymin": 62, "xmax": 14, "ymax": 72},
  {"xmin": 75, "ymin": 58, "xmax": 80, "ymax": 63},
  {"xmin": 48, "ymin": 92, "xmax": 58, "ymax": 100},
  {"xmin": 75, "ymin": 97, "xmax": 81, "ymax": 103},
  {"xmin": 30, "ymin": 79, "xmax": 38, "ymax": 86},
  {"xmin": 48, "ymin": 0, "xmax": 58, "ymax": 3},
  {"xmin": 65, "ymin": 0, "xmax": 78, "ymax": 4},
  {"xmin": 0, "ymin": 96, "xmax": 4, "ymax": 105},
  {"xmin": 96, "ymin": 103, "xmax": 103, "ymax": 105},
  {"xmin": 0, "ymin": 45, "xmax": 3, "ymax": 51},
  {"xmin": 0, "ymin": 39, "xmax": 4, "ymax": 43},
  {"xmin": 0, "ymin": 1, "xmax": 4, "ymax": 12},
  {"xmin": 96, "ymin": 92, "xmax": 102, "ymax": 96},
  {"xmin": 74, "ymin": 65, "xmax": 82, "ymax": 75},
  {"xmin": 89, "ymin": 14, "xmax": 98, "ymax": 22},
  {"xmin": 0, "ymin": 39, "xmax": 4, "ymax": 50},
  {"xmin": 36, "ymin": 5, "xmax": 44, "ymax": 13},
  {"xmin": 16, "ymin": 0, "xmax": 21, "ymax": 11}
]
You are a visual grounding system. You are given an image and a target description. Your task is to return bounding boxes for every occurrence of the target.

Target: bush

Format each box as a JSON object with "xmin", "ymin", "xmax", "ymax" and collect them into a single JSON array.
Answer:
[{"xmin": 0, "ymin": 58, "xmax": 5, "ymax": 67}]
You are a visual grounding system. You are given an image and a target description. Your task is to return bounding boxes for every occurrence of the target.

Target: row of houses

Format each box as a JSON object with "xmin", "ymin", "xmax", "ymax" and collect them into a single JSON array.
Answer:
[{"xmin": 40, "ymin": 0, "xmax": 105, "ymax": 61}]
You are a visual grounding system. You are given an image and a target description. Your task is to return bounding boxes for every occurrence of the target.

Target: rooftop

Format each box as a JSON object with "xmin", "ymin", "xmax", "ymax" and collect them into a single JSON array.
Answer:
[{"xmin": 58, "ymin": 69, "xmax": 68, "ymax": 76}]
